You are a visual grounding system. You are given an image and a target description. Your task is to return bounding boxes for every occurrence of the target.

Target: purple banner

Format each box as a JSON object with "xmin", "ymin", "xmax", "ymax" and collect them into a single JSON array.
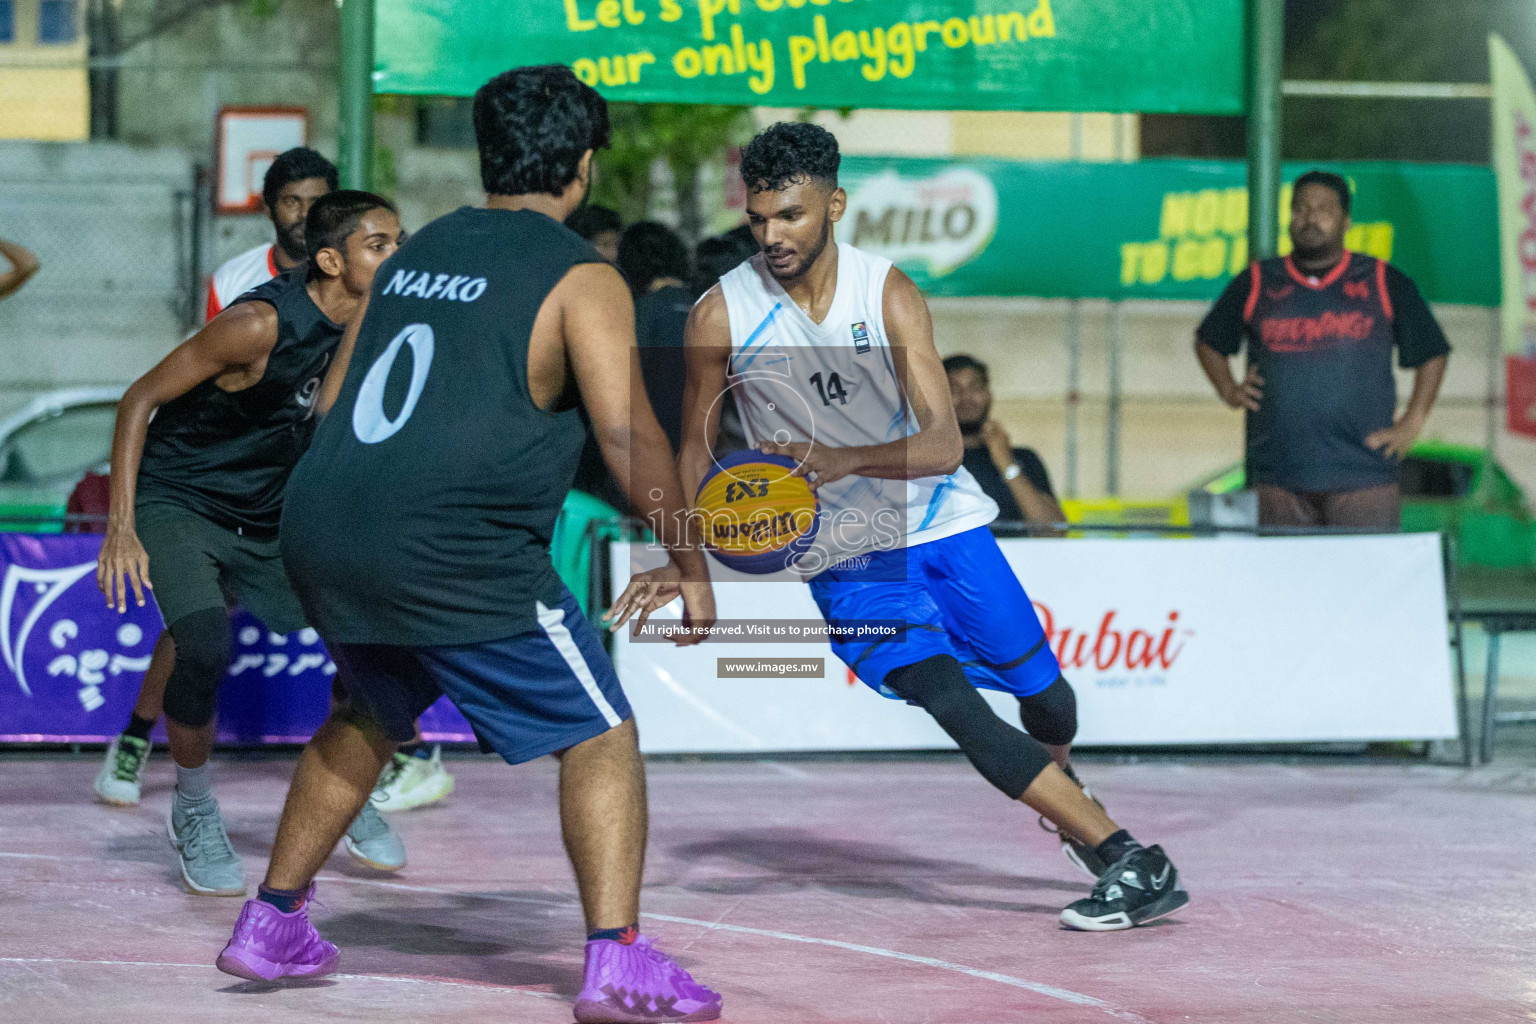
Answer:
[{"xmin": 0, "ymin": 533, "xmax": 475, "ymax": 743}]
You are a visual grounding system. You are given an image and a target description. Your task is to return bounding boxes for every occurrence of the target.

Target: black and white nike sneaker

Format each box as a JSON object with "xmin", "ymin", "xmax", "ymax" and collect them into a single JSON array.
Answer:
[{"xmin": 1059, "ymin": 845, "xmax": 1188, "ymax": 932}]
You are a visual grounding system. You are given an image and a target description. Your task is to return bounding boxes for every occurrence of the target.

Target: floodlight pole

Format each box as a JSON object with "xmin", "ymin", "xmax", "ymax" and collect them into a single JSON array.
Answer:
[
  {"xmin": 1247, "ymin": 0, "xmax": 1284, "ymax": 260},
  {"xmin": 339, "ymin": 0, "xmax": 375, "ymax": 190}
]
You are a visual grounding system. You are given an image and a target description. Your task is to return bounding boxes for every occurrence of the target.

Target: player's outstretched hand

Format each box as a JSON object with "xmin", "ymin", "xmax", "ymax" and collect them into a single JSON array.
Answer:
[
  {"xmin": 605, "ymin": 564, "xmax": 716, "ymax": 646},
  {"xmin": 96, "ymin": 524, "xmax": 153, "ymax": 613}
]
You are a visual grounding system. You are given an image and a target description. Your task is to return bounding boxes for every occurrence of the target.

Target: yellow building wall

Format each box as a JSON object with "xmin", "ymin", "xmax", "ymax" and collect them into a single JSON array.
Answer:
[
  {"xmin": 0, "ymin": 67, "xmax": 89, "ymax": 140},
  {"xmin": 0, "ymin": 0, "xmax": 90, "ymax": 142}
]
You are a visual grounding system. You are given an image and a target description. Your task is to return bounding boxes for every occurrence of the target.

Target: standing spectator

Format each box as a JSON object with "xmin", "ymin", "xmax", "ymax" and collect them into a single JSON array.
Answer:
[
  {"xmin": 564, "ymin": 203, "xmax": 622, "ymax": 263},
  {"xmin": 617, "ymin": 221, "xmax": 692, "ymax": 450},
  {"xmin": 0, "ymin": 237, "xmax": 40, "ymax": 300},
  {"xmin": 206, "ymin": 148, "xmax": 337, "ymax": 321},
  {"xmin": 1195, "ymin": 170, "xmax": 1450, "ymax": 530},
  {"xmin": 944, "ymin": 355, "xmax": 1064, "ymax": 528}
]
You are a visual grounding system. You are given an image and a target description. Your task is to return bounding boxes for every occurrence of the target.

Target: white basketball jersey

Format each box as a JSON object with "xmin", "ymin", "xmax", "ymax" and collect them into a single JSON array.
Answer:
[
  {"xmin": 718, "ymin": 243, "xmax": 996, "ymax": 572},
  {"xmin": 206, "ymin": 243, "xmax": 278, "ymax": 321}
]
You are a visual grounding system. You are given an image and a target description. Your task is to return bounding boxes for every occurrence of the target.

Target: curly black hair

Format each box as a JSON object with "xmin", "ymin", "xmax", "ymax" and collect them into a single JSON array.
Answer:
[
  {"xmin": 473, "ymin": 65, "xmax": 612, "ymax": 197},
  {"xmin": 305, "ymin": 190, "xmax": 397, "ymax": 281},
  {"xmin": 617, "ymin": 221, "xmax": 691, "ymax": 297},
  {"xmin": 565, "ymin": 203, "xmax": 623, "ymax": 242},
  {"xmin": 262, "ymin": 147, "xmax": 338, "ymax": 212},
  {"xmin": 1292, "ymin": 169, "xmax": 1351, "ymax": 216},
  {"xmin": 739, "ymin": 121, "xmax": 840, "ymax": 193}
]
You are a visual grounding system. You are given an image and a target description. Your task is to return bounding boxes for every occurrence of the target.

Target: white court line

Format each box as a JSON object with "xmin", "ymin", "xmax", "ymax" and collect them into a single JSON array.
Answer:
[
  {"xmin": 322, "ymin": 876, "xmax": 1151, "ymax": 1023},
  {"xmin": 0, "ymin": 957, "xmax": 562, "ymax": 1000},
  {"xmin": 650, "ymin": 664, "xmax": 768, "ymax": 748},
  {"xmin": 2, "ymin": 852, "xmax": 1150, "ymax": 1023}
]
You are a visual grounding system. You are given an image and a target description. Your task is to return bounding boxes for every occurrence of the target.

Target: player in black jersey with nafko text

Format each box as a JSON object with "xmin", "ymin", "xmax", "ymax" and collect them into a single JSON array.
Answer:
[
  {"xmin": 214, "ymin": 67, "xmax": 723, "ymax": 1022},
  {"xmin": 95, "ymin": 192, "xmax": 409, "ymax": 897}
]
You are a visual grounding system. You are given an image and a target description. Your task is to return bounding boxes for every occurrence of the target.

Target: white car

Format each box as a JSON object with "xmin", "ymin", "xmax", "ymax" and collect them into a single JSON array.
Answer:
[{"xmin": 0, "ymin": 388, "xmax": 123, "ymax": 531}]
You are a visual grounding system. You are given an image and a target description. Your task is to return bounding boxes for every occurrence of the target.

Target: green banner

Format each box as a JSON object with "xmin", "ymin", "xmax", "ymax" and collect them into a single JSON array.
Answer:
[
  {"xmin": 837, "ymin": 158, "xmax": 1498, "ymax": 304},
  {"xmin": 376, "ymin": 0, "xmax": 1245, "ymax": 113}
]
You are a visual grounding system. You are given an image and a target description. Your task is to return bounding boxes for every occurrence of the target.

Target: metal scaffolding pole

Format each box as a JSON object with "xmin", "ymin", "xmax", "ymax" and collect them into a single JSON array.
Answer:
[
  {"xmin": 339, "ymin": 0, "xmax": 375, "ymax": 190},
  {"xmin": 1106, "ymin": 302, "xmax": 1123, "ymax": 497},
  {"xmin": 1247, "ymin": 0, "xmax": 1284, "ymax": 261}
]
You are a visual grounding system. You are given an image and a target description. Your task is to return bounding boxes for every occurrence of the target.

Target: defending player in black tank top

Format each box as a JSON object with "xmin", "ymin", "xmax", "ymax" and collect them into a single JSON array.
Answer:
[
  {"xmin": 137, "ymin": 270, "xmax": 340, "ymax": 537},
  {"xmin": 280, "ymin": 207, "xmax": 600, "ymax": 646}
]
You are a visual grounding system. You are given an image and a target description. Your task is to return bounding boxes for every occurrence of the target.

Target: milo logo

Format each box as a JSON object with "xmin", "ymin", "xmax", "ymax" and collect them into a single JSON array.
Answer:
[{"xmin": 844, "ymin": 167, "xmax": 998, "ymax": 277}]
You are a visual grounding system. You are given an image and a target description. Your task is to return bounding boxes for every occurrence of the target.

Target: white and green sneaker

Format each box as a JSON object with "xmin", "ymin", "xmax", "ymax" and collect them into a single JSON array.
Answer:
[
  {"xmin": 94, "ymin": 734, "xmax": 151, "ymax": 807},
  {"xmin": 370, "ymin": 745, "xmax": 455, "ymax": 812}
]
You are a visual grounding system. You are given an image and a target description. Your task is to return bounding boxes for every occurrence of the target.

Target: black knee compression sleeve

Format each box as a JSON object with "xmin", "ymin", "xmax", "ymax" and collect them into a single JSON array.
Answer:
[
  {"xmin": 1017, "ymin": 676, "xmax": 1078, "ymax": 746},
  {"xmin": 161, "ymin": 608, "xmax": 231, "ymax": 729},
  {"xmin": 885, "ymin": 655, "xmax": 1053, "ymax": 800}
]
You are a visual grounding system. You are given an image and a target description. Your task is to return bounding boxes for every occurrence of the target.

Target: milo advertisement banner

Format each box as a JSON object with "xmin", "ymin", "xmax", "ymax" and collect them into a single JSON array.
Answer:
[
  {"xmin": 837, "ymin": 157, "xmax": 1497, "ymax": 305},
  {"xmin": 376, "ymin": 0, "xmax": 1245, "ymax": 114}
]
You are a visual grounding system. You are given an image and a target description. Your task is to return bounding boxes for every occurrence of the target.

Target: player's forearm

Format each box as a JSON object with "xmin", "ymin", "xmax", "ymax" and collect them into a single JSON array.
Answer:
[
  {"xmin": 677, "ymin": 439, "xmax": 714, "ymax": 504},
  {"xmin": 106, "ymin": 387, "xmax": 155, "ymax": 529},
  {"xmin": 1194, "ymin": 341, "xmax": 1238, "ymax": 402},
  {"xmin": 606, "ymin": 423, "xmax": 710, "ymax": 581},
  {"xmin": 316, "ymin": 308, "xmax": 364, "ymax": 419},
  {"xmin": 837, "ymin": 425, "xmax": 963, "ymax": 481},
  {"xmin": 1403, "ymin": 355, "xmax": 1448, "ymax": 425}
]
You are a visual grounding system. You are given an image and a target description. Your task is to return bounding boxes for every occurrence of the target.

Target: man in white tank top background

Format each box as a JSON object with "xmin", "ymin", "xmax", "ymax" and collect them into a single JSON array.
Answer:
[
  {"xmin": 206, "ymin": 148, "xmax": 338, "ymax": 322},
  {"xmin": 679, "ymin": 122, "xmax": 1188, "ymax": 932}
]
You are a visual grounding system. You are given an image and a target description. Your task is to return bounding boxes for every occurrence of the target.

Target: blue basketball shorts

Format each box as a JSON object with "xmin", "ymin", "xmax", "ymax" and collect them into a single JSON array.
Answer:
[
  {"xmin": 329, "ymin": 589, "xmax": 632, "ymax": 765},
  {"xmin": 807, "ymin": 526, "xmax": 1062, "ymax": 700}
]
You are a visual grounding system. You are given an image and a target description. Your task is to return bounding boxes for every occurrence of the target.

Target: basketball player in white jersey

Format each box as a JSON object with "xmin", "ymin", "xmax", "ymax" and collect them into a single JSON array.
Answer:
[{"xmin": 679, "ymin": 122, "xmax": 1188, "ymax": 931}]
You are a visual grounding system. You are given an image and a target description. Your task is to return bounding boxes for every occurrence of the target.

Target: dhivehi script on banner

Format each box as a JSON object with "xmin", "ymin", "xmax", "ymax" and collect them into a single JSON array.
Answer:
[
  {"xmin": 610, "ymin": 534, "xmax": 1457, "ymax": 751},
  {"xmin": 0, "ymin": 532, "xmax": 475, "ymax": 743},
  {"xmin": 376, "ymin": 0, "xmax": 1246, "ymax": 113}
]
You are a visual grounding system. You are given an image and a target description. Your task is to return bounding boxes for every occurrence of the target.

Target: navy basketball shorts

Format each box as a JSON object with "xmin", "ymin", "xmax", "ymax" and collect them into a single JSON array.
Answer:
[
  {"xmin": 807, "ymin": 526, "xmax": 1062, "ymax": 700},
  {"xmin": 329, "ymin": 589, "xmax": 632, "ymax": 765}
]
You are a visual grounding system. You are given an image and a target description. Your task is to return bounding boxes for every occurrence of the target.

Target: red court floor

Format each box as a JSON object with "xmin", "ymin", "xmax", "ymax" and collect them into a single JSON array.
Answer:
[{"xmin": 1, "ymin": 753, "xmax": 1532, "ymax": 1023}]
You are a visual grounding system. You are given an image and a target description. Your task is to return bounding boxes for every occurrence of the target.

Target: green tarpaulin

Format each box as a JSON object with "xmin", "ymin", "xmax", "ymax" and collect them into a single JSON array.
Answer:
[
  {"xmin": 376, "ymin": 0, "xmax": 1246, "ymax": 113},
  {"xmin": 837, "ymin": 158, "xmax": 1497, "ymax": 304}
]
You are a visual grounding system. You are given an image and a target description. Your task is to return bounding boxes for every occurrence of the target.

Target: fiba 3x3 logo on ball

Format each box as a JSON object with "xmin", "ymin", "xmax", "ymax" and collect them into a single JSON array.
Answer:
[{"xmin": 695, "ymin": 451, "xmax": 821, "ymax": 574}]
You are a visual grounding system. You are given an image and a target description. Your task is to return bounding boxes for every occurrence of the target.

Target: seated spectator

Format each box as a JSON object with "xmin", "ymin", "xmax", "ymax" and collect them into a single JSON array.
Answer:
[
  {"xmin": 944, "ymin": 355, "xmax": 1064, "ymax": 529},
  {"xmin": 564, "ymin": 203, "xmax": 622, "ymax": 263}
]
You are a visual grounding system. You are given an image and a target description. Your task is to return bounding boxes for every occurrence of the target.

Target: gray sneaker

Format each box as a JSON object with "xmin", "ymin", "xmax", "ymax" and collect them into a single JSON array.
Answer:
[
  {"xmin": 167, "ymin": 791, "xmax": 246, "ymax": 896},
  {"xmin": 94, "ymin": 734, "xmax": 151, "ymax": 807},
  {"xmin": 344, "ymin": 800, "xmax": 407, "ymax": 872}
]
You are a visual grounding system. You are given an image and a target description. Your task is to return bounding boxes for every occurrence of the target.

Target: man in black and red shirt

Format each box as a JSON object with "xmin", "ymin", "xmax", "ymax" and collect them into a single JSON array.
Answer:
[{"xmin": 1195, "ymin": 170, "xmax": 1450, "ymax": 529}]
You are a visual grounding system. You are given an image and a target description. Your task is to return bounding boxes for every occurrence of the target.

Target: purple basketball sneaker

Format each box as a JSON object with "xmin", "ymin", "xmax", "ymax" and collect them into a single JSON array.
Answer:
[
  {"xmin": 216, "ymin": 889, "xmax": 339, "ymax": 982},
  {"xmin": 573, "ymin": 932, "xmax": 722, "ymax": 1023}
]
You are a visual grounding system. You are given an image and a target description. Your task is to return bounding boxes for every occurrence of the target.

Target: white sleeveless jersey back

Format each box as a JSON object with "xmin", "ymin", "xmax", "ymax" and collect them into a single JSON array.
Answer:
[{"xmin": 717, "ymin": 243, "xmax": 996, "ymax": 572}]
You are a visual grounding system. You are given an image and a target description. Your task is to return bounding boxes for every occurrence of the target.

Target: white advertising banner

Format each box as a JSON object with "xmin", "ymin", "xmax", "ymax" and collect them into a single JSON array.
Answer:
[{"xmin": 611, "ymin": 534, "xmax": 1458, "ymax": 752}]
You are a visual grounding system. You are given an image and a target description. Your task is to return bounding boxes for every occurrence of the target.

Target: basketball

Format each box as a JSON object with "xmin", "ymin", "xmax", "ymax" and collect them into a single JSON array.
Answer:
[{"xmin": 695, "ymin": 450, "xmax": 820, "ymax": 574}]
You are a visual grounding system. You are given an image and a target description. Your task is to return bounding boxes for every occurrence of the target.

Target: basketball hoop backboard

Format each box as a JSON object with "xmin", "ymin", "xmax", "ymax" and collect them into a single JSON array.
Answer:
[{"xmin": 216, "ymin": 107, "xmax": 309, "ymax": 214}]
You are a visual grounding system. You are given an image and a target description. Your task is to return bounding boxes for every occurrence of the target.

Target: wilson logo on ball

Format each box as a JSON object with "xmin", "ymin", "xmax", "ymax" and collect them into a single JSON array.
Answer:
[{"xmin": 695, "ymin": 451, "xmax": 820, "ymax": 575}]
